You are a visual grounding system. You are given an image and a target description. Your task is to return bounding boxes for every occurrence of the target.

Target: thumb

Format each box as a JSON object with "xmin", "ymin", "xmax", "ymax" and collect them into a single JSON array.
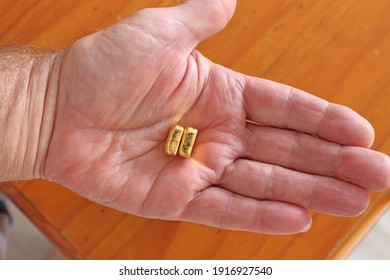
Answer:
[
  {"xmin": 123, "ymin": 0, "xmax": 237, "ymax": 50},
  {"xmin": 173, "ymin": 0, "xmax": 237, "ymax": 45}
]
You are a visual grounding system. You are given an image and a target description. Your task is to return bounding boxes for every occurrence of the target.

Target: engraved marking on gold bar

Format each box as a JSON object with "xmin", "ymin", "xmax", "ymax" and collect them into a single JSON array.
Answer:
[
  {"xmin": 179, "ymin": 127, "xmax": 198, "ymax": 158},
  {"xmin": 164, "ymin": 125, "xmax": 184, "ymax": 156}
]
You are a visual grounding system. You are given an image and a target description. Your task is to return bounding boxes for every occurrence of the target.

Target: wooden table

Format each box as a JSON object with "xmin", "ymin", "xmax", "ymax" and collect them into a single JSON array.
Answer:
[{"xmin": 1, "ymin": 0, "xmax": 389, "ymax": 259}]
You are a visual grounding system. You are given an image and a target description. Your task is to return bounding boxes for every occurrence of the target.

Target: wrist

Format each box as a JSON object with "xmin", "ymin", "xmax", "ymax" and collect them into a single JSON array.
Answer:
[{"xmin": 0, "ymin": 47, "xmax": 63, "ymax": 181}]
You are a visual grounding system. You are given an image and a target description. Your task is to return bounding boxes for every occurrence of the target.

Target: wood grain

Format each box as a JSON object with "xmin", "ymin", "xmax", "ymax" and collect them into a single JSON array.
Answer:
[{"xmin": 1, "ymin": 0, "xmax": 389, "ymax": 259}]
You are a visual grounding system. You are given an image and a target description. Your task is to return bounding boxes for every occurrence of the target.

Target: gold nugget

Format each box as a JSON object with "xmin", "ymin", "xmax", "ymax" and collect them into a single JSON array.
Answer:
[
  {"xmin": 179, "ymin": 127, "xmax": 198, "ymax": 158},
  {"xmin": 164, "ymin": 125, "xmax": 184, "ymax": 156}
]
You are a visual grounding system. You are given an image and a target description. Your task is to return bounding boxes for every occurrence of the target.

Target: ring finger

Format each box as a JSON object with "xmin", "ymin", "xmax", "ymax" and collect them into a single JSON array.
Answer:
[{"xmin": 244, "ymin": 123, "xmax": 390, "ymax": 191}]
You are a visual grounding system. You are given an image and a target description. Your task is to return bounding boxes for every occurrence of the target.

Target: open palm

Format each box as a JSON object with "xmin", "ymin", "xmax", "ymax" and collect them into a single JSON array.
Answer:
[{"xmin": 44, "ymin": 0, "xmax": 389, "ymax": 234}]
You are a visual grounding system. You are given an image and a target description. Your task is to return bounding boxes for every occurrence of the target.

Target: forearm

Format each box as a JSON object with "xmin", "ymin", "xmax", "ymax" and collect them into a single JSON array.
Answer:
[{"xmin": 0, "ymin": 47, "xmax": 62, "ymax": 181}]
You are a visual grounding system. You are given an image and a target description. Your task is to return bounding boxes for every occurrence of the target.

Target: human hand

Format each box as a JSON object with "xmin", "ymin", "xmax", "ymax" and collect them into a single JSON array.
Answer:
[{"xmin": 44, "ymin": 0, "xmax": 390, "ymax": 234}]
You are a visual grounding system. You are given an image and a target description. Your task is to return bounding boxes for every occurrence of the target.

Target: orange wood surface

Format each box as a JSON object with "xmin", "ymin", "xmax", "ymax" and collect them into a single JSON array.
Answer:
[{"xmin": 1, "ymin": 0, "xmax": 389, "ymax": 259}]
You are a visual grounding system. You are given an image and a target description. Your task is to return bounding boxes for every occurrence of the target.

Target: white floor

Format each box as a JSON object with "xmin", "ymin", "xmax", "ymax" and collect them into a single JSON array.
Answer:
[
  {"xmin": 5, "ymin": 199, "xmax": 59, "ymax": 260},
  {"xmin": 2, "ymin": 196, "xmax": 390, "ymax": 260},
  {"xmin": 348, "ymin": 209, "xmax": 390, "ymax": 259}
]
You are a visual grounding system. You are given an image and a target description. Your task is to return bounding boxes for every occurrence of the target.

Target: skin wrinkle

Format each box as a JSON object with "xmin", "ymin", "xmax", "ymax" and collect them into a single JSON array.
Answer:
[
  {"xmin": 174, "ymin": 16, "xmax": 202, "ymax": 45},
  {"xmin": 135, "ymin": 161, "xmax": 176, "ymax": 218},
  {"xmin": 265, "ymin": 165, "xmax": 276, "ymax": 200},
  {"xmin": 102, "ymin": 167, "xmax": 130, "ymax": 206},
  {"xmin": 103, "ymin": 140, "xmax": 167, "ymax": 205},
  {"xmin": 92, "ymin": 152, "xmax": 134, "ymax": 203},
  {"xmin": 332, "ymin": 145, "xmax": 344, "ymax": 179},
  {"xmin": 243, "ymin": 124, "xmax": 259, "ymax": 158},
  {"xmin": 306, "ymin": 175, "xmax": 318, "ymax": 209},
  {"xmin": 186, "ymin": 53, "xmax": 213, "ymax": 114},
  {"xmin": 90, "ymin": 131, "xmax": 123, "ymax": 171},
  {"xmin": 218, "ymin": 190, "xmax": 234, "ymax": 229},
  {"xmin": 241, "ymin": 76, "xmax": 252, "ymax": 122},
  {"xmin": 81, "ymin": 164, "xmax": 117, "ymax": 203},
  {"xmin": 290, "ymin": 130, "xmax": 302, "ymax": 172},
  {"xmin": 136, "ymin": 8, "xmax": 197, "ymax": 48},
  {"xmin": 27, "ymin": 59, "xmax": 40, "ymax": 177},
  {"xmin": 81, "ymin": 147, "xmax": 138, "ymax": 202},
  {"xmin": 179, "ymin": 187, "xmax": 205, "ymax": 220},
  {"xmin": 134, "ymin": 171, "xmax": 160, "ymax": 217},
  {"xmin": 179, "ymin": 0, "xmax": 232, "ymax": 45},
  {"xmin": 33, "ymin": 55, "xmax": 57, "ymax": 178},
  {"xmin": 179, "ymin": 190, "xmax": 201, "ymax": 219},
  {"xmin": 194, "ymin": 51, "xmax": 212, "ymax": 97},
  {"xmin": 217, "ymin": 158, "xmax": 235, "ymax": 186},
  {"xmin": 159, "ymin": 164, "xmax": 213, "ymax": 219},
  {"xmin": 39, "ymin": 53, "xmax": 65, "ymax": 179},
  {"xmin": 188, "ymin": 156, "xmax": 218, "ymax": 185},
  {"xmin": 118, "ymin": 129, "xmax": 161, "ymax": 160},
  {"xmin": 113, "ymin": 20, "xmax": 164, "ymax": 48},
  {"xmin": 46, "ymin": 126, "xmax": 108, "ymax": 184},
  {"xmin": 224, "ymin": 72, "xmax": 246, "ymax": 113},
  {"xmin": 282, "ymin": 86, "xmax": 295, "ymax": 128},
  {"xmin": 316, "ymin": 100, "xmax": 331, "ymax": 137},
  {"xmin": 138, "ymin": 12, "xmax": 194, "ymax": 56},
  {"xmin": 233, "ymin": 73, "xmax": 247, "ymax": 101},
  {"xmin": 17, "ymin": 69, "xmax": 30, "ymax": 174},
  {"xmin": 192, "ymin": 69, "xmax": 244, "ymax": 135},
  {"xmin": 197, "ymin": 132, "xmax": 242, "ymax": 182},
  {"xmin": 71, "ymin": 104, "xmax": 166, "ymax": 144},
  {"xmin": 166, "ymin": 53, "xmax": 193, "ymax": 103},
  {"xmin": 134, "ymin": 60, "xmax": 186, "ymax": 123},
  {"xmin": 252, "ymin": 200, "xmax": 264, "ymax": 232},
  {"xmin": 157, "ymin": 56, "xmax": 199, "ymax": 127},
  {"xmin": 132, "ymin": 154, "xmax": 182, "ymax": 217},
  {"xmin": 195, "ymin": 163, "xmax": 217, "ymax": 189}
]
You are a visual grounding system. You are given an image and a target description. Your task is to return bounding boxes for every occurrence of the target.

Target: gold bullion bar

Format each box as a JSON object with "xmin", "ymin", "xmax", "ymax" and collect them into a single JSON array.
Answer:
[
  {"xmin": 178, "ymin": 127, "xmax": 198, "ymax": 158},
  {"xmin": 164, "ymin": 125, "xmax": 184, "ymax": 156}
]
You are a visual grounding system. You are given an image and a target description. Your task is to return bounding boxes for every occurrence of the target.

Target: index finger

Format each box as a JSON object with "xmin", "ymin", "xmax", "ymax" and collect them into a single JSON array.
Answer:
[{"xmin": 243, "ymin": 76, "xmax": 375, "ymax": 147}]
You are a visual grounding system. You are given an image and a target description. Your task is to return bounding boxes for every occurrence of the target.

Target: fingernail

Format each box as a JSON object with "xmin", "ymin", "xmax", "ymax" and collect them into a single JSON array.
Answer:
[{"xmin": 301, "ymin": 218, "xmax": 312, "ymax": 233}]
